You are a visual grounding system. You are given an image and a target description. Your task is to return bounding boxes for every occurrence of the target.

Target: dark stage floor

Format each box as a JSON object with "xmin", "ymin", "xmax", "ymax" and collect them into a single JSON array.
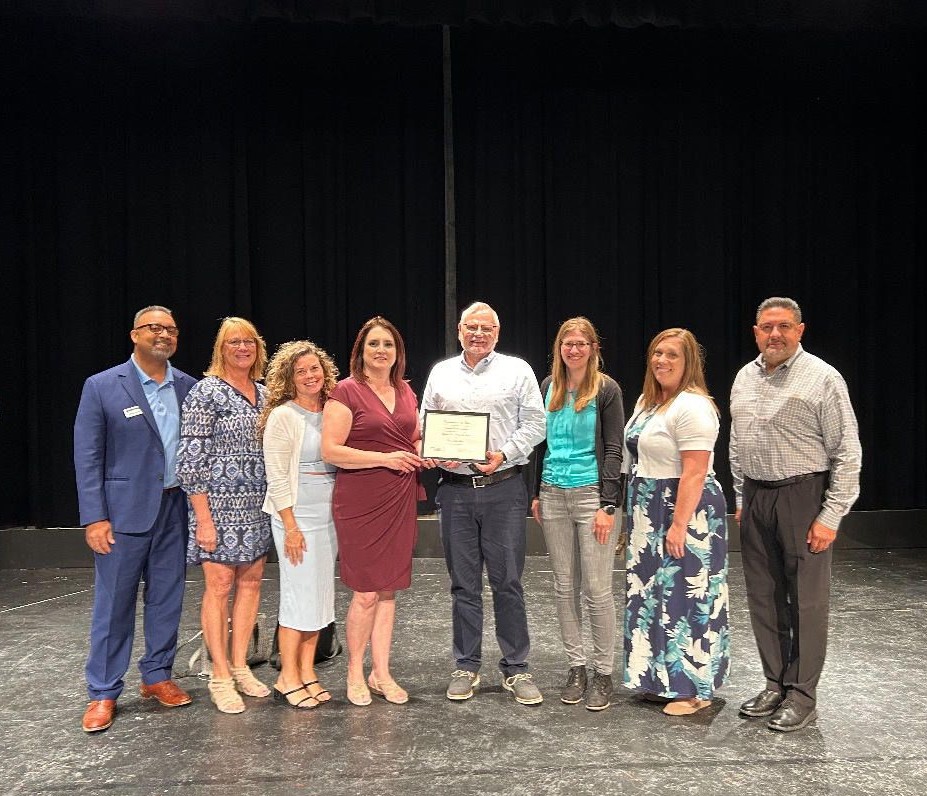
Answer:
[{"xmin": 2, "ymin": 550, "xmax": 926, "ymax": 795}]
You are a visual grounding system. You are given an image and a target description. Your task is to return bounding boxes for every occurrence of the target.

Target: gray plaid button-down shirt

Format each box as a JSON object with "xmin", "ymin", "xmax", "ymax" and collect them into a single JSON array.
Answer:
[{"xmin": 729, "ymin": 344, "xmax": 861, "ymax": 529}]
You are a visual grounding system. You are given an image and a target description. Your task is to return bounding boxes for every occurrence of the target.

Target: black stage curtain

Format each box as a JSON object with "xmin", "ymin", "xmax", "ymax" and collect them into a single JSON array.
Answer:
[
  {"xmin": 0, "ymin": 19, "xmax": 445, "ymax": 526},
  {"xmin": 3, "ymin": 1, "xmax": 925, "ymax": 30},
  {"xmin": 1, "ymin": 16, "xmax": 925, "ymax": 528},
  {"xmin": 451, "ymin": 24, "xmax": 927, "ymax": 512}
]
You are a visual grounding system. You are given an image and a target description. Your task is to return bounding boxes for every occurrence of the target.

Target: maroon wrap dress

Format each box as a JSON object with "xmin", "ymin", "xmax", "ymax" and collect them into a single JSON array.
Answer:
[{"xmin": 329, "ymin": 377, "xmax": 423, "ymax": 592}]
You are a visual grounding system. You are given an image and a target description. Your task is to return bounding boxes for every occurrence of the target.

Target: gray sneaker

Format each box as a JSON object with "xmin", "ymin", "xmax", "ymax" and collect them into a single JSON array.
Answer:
[
  {"xmin": 560, "ymin": 666, "xmax": 587, "ymax": 704},
  {"xmin": 502, "ymin": 672, "xmax": 543, "ymax": 705},
  {"xmin": 585, "ymin": 672, "xmax": 613, "ymax": 711},
  {"xmin": 446, "ymin": 670, "xmax": 480, "ymax": 701}
]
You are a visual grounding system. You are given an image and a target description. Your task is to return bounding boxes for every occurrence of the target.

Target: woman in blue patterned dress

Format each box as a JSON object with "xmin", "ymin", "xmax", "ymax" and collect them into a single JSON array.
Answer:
[
  {"xmin": 622, "ymin": 328, "xmax": 729, "ymax": 716},
  {"xmin": 177, "ymin": 317, "xmax": 273, "ymax": 714}
]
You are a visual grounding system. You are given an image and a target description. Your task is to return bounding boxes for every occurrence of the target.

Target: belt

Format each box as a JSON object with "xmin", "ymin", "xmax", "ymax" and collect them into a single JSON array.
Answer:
[
  {"xmin": 440, "ymin": 466, "xmax": 522, "ymax": 489},
  {"xmin": 747, "ymin": 471, "xmax": 827, "ymax": 489},
  {"xmin": 163, "ymin": 485, "xmax": 182, "ymax": 494}
]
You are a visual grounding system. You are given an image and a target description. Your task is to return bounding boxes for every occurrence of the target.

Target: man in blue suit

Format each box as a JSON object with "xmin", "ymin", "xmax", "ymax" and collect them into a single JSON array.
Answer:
[{"xmin": 74, "ymin": 305, "xmax": 198, "ymax": 732}]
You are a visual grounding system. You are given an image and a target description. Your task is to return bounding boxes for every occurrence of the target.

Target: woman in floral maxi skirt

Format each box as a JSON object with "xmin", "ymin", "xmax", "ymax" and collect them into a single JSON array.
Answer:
[{"xmin": 623, "ymin": 328, "xmax": 729, "ymax": 716}]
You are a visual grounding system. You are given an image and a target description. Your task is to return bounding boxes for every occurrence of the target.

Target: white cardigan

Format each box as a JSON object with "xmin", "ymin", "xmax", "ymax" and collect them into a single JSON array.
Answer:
[
  {"xmin": 621, "ymin": 391, "xmax": 719, "ymax": 479},
  {"xmin": 261, "ymin": 401, "xmax": 309, "ymax": 516}
]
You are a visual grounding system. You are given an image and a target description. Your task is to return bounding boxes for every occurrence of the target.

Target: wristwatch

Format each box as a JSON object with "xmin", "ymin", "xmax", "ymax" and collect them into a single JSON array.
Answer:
[{"xmin": 600, "ymin": 504, "xmax": 617, "ymax": 515}]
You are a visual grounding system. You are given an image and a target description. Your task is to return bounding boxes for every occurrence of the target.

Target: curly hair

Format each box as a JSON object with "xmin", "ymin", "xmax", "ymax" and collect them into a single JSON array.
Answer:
[{"xmin": 257, "ymin": 340, "xmax": 339, "ymax": 437}]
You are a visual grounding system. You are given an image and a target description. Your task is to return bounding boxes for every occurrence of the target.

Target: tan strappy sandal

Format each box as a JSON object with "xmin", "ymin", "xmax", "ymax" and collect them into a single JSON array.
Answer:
[
  {"xmin": 368, "ymin": 676, "xmax": 409, "ymax": 705},
  {"xmin": 346, "ymin": 681, "xmax": 372, "ymax": 706},
  {"xmin": 663, "ymin": 697, "xmax": 712, "ymax": 716},
  {"xmin": 208, "ymin": 676, "xmax": 246, "ymax": 714},
  {"xmin": 230, "ymin": 665, "xmax": 271, "ymax": 698}
]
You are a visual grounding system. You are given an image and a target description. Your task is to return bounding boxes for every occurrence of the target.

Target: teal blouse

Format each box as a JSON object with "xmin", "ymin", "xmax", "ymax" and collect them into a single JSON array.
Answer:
[{"xmin": 541, "ymin": 385, "xmax": 599, "ymax": 488}]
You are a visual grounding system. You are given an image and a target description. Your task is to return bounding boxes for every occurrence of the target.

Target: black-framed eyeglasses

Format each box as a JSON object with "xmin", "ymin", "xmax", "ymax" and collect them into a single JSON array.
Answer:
[
  {"xmin": 561, "ymin": 341, "xmax": 591, "ymax": 350},
  {"xmin": 134, "ymin": 323, "xmax": 179, "ymax": 337},
  {"xmin": 462, "ymin": 323, "xmax": 498, "ymax": 334}
]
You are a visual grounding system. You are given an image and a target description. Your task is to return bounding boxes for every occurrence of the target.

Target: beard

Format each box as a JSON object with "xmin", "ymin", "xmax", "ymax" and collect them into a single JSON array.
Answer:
[{"xmin": 148, "ymin": 342, "xmax": 174, "ymax": 361}]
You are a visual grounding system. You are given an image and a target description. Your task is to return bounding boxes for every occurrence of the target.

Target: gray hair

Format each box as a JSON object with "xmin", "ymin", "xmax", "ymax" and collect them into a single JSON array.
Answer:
[
  {"xmin": 459, "ymin": 301, "xmax": 500, "ymax": 327},
  {"xmin": 134, "ymin": 305, "xmax": 174, "ymax": 326},
  {"xmin": 756, "ymin": 297, "xmax": 802, "ymax": 324}
]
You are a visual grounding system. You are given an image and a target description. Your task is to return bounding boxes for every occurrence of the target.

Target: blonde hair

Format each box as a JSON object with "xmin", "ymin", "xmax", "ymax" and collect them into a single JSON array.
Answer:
[
  {"xmin": 547, "ymin": 317, "xmax": 605, "ymax": 413},
  {"xmin": 258, "ymin": 340, "xmax": 339, "ymax": 437},
  {"xmin": 203, "ymin": 317, "xmax": 268, "ymax": 381},
  {"xmin": 640, "ymin": 328, "xmax": 717, "ymax": 413}
]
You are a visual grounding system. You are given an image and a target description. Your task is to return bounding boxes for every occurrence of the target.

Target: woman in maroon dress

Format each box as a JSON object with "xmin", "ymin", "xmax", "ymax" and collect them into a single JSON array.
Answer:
[{"xmin": 321, "ymin": 316, "xmax": 433, "ymax": 706}]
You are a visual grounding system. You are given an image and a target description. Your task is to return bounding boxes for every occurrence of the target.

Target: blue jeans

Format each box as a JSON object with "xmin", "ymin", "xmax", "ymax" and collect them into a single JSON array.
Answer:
[
  {"xmin": 436, "ymin": 475, "xmax": 530, "ymax": 676},
  {"xmin": 539, "ymin": 483, "xmax": 617, "ymax": 675}
]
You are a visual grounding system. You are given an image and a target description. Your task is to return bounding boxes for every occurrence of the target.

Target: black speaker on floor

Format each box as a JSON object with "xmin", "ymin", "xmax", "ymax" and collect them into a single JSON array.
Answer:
[{"xmin": 269, "ymin": 622, "xmax": 342, "ymax": 670}]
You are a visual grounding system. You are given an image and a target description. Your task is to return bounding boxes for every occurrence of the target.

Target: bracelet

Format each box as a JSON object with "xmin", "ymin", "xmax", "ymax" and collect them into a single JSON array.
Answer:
[{"xmin": 284, "ymin": 527, "xmax": 300, "ymax": 534}]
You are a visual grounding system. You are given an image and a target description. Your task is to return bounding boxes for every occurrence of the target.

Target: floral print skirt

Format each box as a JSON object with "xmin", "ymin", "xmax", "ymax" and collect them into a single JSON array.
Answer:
[{"xmin": 623, "ymin": 472, "xmax": 730, "ymax": 699}]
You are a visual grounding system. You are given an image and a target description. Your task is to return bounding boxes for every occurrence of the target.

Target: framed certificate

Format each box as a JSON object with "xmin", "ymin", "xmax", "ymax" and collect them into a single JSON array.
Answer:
[{"xmin": 421, "ymin": 410, "xmax": 491, "ymax": 462}]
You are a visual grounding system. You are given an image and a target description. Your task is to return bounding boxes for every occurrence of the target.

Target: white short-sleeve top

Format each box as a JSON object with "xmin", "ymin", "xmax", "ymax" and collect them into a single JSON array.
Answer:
[{"xmin": 622, "ymin": 390, "xmax": 719, "ymax": 479}]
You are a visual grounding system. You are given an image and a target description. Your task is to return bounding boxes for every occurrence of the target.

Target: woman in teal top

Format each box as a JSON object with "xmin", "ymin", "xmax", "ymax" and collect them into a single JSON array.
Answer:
[{"xmin": 531, "ymin": 317, "xmax": 625, "ymax": 711}]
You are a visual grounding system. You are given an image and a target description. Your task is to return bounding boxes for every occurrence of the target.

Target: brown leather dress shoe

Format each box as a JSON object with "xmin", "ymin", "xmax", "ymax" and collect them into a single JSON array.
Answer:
[
  {"xmin": 140, "ymin": 679, "xmax": 192, "ymax": 708},
  {"xmin": 82, "ymin": 699, "xmax": 116, "ymax": 732}
]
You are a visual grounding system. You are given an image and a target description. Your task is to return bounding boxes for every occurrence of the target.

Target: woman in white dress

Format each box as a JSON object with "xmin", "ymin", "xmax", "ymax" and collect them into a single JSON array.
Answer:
[{"xmin": 259, "ymin": 341, "xmax": 339, "ymax": 709}]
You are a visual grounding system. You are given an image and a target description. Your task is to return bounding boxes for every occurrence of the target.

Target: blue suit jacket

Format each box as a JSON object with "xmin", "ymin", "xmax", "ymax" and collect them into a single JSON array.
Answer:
[{"xmin": 74, "ymin": 358, "xmax": 197, "ymax": 533}]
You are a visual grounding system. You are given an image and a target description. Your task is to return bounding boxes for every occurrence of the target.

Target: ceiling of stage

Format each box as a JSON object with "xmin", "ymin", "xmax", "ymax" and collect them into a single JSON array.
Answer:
[{"xmin": 1, "ymin": 0, "xmax": 925, "ymax": 30}]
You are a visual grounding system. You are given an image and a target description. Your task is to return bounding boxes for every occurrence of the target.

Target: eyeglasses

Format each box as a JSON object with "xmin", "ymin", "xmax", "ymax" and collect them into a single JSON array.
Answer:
[
  {"xmin": 561, "ymin": 341, "xmax": 591, "ymax": 350},
  {"xmin": 225, "ymin": 338, "xmax": 257, "ymax": 348},
  {"xmin": 757, "ymin": 323, "xmax": 798, "ymax": 334},
  {"xmin": 134, "ymin": 323, "xmax": 179, "ymax": 337},
  {"xmin": 462, "ymin": 323, "xmax": 498, "ymax": 335}
]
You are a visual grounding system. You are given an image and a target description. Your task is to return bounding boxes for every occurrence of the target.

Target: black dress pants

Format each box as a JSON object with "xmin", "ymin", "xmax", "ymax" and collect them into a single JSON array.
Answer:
[{"xmin": 740, "ymin": 473, "xmax": 830, "ymax": 707}]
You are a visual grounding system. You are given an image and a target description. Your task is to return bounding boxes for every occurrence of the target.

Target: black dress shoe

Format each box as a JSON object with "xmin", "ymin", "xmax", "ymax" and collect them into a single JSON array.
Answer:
[
  {"xmin": 767, "ymin": 697, "xmax": 817, "ymax": 732},
  {"xmin": 739, "ymin": 688, "xmax": 784, "ymax": 717}
]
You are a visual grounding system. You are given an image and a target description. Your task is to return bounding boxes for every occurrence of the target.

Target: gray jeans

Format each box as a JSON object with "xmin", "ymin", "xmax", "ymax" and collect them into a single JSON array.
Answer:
[{"xmin": 538, "ymin": 483, "xmax": 617, "ymax": 675}]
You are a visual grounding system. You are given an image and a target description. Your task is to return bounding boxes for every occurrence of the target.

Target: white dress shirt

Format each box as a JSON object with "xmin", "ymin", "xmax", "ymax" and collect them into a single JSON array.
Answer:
[{"xmin": 421, "ymin": 350, "xmax": 546, "ymax": 475}]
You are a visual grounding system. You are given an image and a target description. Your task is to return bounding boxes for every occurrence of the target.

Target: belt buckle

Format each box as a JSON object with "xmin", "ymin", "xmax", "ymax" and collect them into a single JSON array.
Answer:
[{"xmin": 471, "ymin": 474, "xmax": 486, "ymax": 488}]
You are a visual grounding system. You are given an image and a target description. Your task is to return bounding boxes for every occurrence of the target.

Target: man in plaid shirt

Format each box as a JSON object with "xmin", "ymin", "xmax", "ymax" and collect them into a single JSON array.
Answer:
[{"xmin": 730, "ymin": 296, "xmax": 861, "ymax": 733}]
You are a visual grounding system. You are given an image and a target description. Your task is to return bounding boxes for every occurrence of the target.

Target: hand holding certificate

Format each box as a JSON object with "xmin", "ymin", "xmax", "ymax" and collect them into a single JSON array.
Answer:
[{"xmin": 421, "ymin": 410, "xmax": 491, "ymax": 463}]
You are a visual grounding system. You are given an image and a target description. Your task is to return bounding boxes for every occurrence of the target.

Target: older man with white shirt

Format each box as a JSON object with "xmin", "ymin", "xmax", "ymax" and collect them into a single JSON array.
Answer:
[{"xmin": 421, "ymin": 302, "xmax": 546, "ymax": 705}]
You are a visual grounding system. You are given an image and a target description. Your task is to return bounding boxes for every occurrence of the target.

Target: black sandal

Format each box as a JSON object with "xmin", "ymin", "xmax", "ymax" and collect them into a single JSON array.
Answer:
[
  {"xmin": 303, "ymin": 679, "xmax": 331, "ymax": 702},
  {"xmin": 273, "ymin": 685, "xmax": 319, "ymax": 710}
]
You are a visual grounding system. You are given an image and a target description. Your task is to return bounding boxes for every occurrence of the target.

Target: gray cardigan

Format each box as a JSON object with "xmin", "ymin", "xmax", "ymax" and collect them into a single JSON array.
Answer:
[{"xmin": 532, "ymin": 374, "xmax": 625, "ymax": 507}]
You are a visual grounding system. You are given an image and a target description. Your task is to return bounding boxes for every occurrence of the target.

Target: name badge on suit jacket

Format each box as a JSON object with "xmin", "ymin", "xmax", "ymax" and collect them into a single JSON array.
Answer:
[{"xmin": 123, "ymin": 406, "xmax": 144, "ymax": 418}]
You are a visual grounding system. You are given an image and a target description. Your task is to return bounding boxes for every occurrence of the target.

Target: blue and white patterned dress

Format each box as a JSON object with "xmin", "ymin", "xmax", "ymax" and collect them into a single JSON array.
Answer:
[
  {"xmin": 622, "ymin": 391, "xmax": 730, "ymax": 700},
  {"xmin": 178, "ymin": 376, "xmax": 272, "ymax": 565}
]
